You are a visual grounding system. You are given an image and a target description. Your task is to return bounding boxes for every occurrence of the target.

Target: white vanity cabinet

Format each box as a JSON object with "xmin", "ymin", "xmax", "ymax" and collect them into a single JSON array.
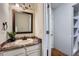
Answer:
[{"xmin": 0, "ymin": 43, "xmax": 41, "ymax": 56}]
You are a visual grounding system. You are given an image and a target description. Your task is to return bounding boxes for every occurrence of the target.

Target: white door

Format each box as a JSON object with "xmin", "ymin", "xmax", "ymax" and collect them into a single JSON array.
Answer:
[
  {"xmin": 43, "ymin": 3, "xmax": 54, "ymax": 56},
  {"xmin": 48, "ymin": 3, "xmax": 54, "ymax": 56}
]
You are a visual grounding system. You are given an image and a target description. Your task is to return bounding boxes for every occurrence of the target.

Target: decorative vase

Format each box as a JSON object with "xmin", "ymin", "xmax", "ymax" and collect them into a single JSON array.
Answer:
[{"xmin": 7, "ymin": 38, "xmax": 16, "ymax": 42}]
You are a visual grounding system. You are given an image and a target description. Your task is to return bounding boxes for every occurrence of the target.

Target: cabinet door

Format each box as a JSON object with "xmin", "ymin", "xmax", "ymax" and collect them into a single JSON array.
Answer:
[
  {"xmin": 15, "ymin": 53, "xmax": 26, "ymax": 56},
  {"xmin": 28, "ymin": 52, "xmax": 41, "ymax": 56},
  {"xmin": 26, "ymin": 43, "xmax": 41, "ymax": 51},
  {"xmin": 25, "ymin": 44, "xmax": 42, "ymax": 56},
  {"xmin": 3, "ymin": 48, "xmax": 26, "ymax": 56},
  {"xmin": 27, "ymin": 50, "xmax": 41, "ymax": 56}
]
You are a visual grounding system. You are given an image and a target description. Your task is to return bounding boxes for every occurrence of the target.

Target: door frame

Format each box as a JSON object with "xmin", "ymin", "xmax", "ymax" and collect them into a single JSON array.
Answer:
[{"xmin": 43, "ymin": 3, "xmax": 53, "ymax": 56}]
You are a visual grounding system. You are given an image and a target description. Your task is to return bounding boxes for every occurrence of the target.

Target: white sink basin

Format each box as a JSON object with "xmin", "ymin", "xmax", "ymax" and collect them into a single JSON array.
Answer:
[{"xmin": 14, "ymin": 38, "xmax": 34, "ymax": 46}]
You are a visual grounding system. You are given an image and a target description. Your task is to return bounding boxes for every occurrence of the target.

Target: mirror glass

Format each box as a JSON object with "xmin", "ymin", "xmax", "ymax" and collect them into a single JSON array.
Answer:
[{"xmin": 13, "ymin": 10, "xmax": 33, "ymax": 34}]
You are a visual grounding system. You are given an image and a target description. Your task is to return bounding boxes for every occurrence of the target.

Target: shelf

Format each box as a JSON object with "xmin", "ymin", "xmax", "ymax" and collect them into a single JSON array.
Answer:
[
  {"xmin": 74, "ymin": 16, "xmax": 79, "ymax": 19},
  {"xmin": 74, "ymin": 19, "xmax": 79, "ymax": 28},
  {"xmin": 73, "ymin": 39, "xmax": 79, "ymax": 54},
  {"xmin": 73, "ymin": 46, "xmax": 78, "ymax": 55},
  {"xmin": 74, "ymin": 32, "xmax": 79, "ymax": 37},
  {"xmin": 73, "ymin": 3, "xmax": 79, "ymax": 55},
  {"xmin": 74, "ymin": 28, "xmax": 78, "ymax": 35},
  {"xmin": 74, "ymin": 36, "xmax": 77, "ymax": 45},
  {"xmin": 74, "ymin": 26, "xmax": 79, "ymax": 28},
  {"xmin": 74, "ymin": 19, "xmax": 78, "ymax": 24},
  {"xmin": 74, "ymin": 34, "xmax": 78, "ymax": 37},
  {"xmin": 73, "ymin": 38, "xmax": 79, "ymax": 55}
]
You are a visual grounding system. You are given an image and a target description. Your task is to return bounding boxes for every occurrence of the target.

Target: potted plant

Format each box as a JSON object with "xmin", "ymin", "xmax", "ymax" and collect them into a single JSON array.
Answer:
[{"xmin": 7, "ymin": 32, "xmax": 16, "ymax": 42}]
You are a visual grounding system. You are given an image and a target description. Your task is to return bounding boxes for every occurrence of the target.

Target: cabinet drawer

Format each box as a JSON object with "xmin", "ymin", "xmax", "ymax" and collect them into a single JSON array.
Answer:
[
  {"xmin": 3, "ymin": 48, "xmax": 25, "ymax": 56},
  {"xmin": 27, "ymin": 49, "xmax": 40, "ymax": 55},
  {"xmin": 28, "ymin": 52, "xmax": 41, "ymax": 56},
  {"xmin": 26, "ymin": 44, "xmax": 41, "ymax": 51},
  {"xmin": 15, "ymin": 53, "xmax": 26, "ymax": 56}
]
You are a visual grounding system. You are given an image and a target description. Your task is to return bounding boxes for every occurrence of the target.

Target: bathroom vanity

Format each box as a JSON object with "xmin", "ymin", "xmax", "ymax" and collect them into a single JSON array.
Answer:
[
  {"xmin": 0, "ymin": 37, "xmax": 42, "ymax": 56},
  {"xmin": 0, "ymin": 4, "xmax": 42, "ymax": 56}
]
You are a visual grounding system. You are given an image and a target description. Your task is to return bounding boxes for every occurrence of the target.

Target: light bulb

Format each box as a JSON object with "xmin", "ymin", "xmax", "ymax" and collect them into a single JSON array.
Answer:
[{"xmin": 15, "ymin": 4, "xmax": 19, "ymax": 7}]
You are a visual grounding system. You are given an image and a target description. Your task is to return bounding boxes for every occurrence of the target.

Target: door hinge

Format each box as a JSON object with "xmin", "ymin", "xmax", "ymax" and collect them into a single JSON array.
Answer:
[
  {"xmin": 46, "ymin": 31, "xmax": 49, "ymax": 34},
  {"xmin": 47, "ymin": 4, "xmax": 49, "ymax": 8}
]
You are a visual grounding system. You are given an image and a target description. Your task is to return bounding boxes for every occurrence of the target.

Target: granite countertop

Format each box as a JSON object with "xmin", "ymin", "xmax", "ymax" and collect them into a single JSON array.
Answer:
[{"xmin": 0, "ymin": 37, "xmax": 41, "ymax": 52}]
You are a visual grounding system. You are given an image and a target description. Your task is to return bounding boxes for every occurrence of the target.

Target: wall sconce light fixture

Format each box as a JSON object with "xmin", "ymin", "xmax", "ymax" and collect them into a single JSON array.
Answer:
[{"xmin": 2, "ymin": 22, "xmax": 8, "ymax": 31}]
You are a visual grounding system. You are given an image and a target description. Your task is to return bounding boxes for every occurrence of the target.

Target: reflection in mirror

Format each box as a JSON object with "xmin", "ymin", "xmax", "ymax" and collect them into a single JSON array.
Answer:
[{"xmin": 13, "ymin": 10, "xmax": 33, "ymax": 34}]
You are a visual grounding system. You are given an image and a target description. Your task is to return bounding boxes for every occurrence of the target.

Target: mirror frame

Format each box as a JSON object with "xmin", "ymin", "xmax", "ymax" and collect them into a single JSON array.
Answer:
[{"xmin": 12, "ymin": 10, "xmax": 33, "ymax": 34}]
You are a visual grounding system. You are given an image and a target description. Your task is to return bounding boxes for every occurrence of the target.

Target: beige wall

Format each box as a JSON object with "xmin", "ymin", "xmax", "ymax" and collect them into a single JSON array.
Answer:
[
  {"xmin": 0, "ymin": 4, "xmax": 9, "ymax": 43},
  {"xmin": 35, "ymin": 4, "xmax": 44, "ymax": 39},
  {"xmin": 8, "ymin": 3, "xmax": 44, "ymax": 39}
]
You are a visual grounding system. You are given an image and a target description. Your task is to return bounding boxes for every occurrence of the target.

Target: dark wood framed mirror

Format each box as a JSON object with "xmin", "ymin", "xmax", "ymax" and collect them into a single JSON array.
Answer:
[{"xmin": 12, "ymin": 10, "xmax": 33, "ymax": 34}]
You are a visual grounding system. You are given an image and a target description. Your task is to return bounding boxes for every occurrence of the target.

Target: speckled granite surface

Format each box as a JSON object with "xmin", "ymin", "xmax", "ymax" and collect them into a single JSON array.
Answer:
[{"xmin": 0, "ymin": 37, "xmax": 41, "ymax": 52}]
